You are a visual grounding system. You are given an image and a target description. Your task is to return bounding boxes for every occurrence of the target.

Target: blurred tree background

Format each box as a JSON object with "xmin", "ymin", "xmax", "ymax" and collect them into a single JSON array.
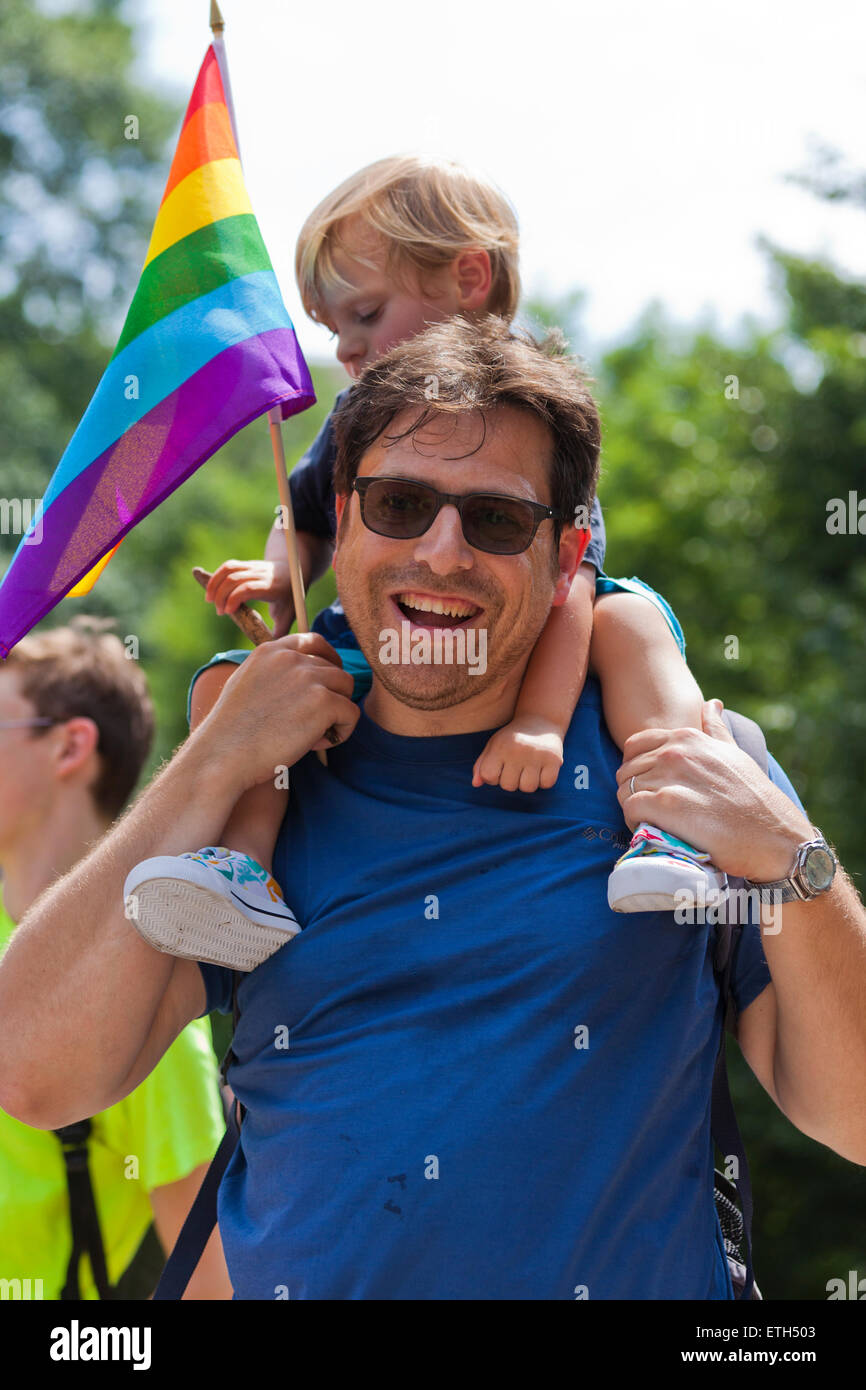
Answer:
[
  {"xmin": 1, "ymin": 0, "xmax": 863, "ymax": 1301},
  {"xmin": 524, "ymin": 177, "xmax": 866, "ymax": 1298}
]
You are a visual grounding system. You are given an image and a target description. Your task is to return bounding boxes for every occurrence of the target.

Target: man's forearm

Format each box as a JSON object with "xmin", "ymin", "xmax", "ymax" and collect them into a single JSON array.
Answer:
[
  {"xmin": 0, "ymin": 731, "xmax": 242, "ymax": 1126},
  {"xmin": 762, "ymin": 865, "xmax": 866, "ymax": 1161},
  {"xmin": 617, "ymin": 707, "xmax": 866, "ymax": 1163}
]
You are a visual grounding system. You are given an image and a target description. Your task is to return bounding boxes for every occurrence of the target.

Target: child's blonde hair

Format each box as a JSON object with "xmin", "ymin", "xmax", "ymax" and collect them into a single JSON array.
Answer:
[{"xmin": 296, "ymin": 154, "xmax": 520, "ymax": 325}]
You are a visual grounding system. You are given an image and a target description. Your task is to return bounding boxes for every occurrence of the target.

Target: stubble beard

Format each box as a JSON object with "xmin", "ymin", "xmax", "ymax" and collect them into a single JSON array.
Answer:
[{"xmin": 340, "ymin": 564, "xmax": 554, "ymax": 712}]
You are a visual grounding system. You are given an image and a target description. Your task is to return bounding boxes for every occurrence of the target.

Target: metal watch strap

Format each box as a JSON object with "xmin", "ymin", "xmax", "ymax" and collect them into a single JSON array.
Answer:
[{"xmin": 741, "ymin": 875, "xmax": 806, "ymax": 904}]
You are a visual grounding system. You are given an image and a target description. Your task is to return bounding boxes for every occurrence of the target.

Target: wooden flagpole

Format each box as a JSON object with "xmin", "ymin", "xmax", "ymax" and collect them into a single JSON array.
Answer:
[
  {"xmin": 267, "ymin": 406, "xmax": 315, "ymax": 644},
  {"xmin": 268, "ymin": 407, "xmax": 331, "ymax": 767},
  {"xmin": 209, "ymin": 1, "xmax": 330, "ymax": 765}
]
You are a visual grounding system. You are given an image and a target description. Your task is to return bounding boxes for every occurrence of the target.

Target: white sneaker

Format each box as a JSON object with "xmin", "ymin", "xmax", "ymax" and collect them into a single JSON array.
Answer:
[
  {"xmin": 607, "ymin": 823, "xmax": 728, "ymax": 914},
  {"xmin": 123, "ymin": 846, "xmax": 300, "ymax": 972}
]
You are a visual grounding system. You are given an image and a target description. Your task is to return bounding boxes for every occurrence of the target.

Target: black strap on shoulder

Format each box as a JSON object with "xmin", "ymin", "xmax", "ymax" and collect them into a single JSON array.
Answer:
[
  {"xmin": 54, "ymin": 1118, "xmax": 112, "ymax": 1300},
  {"xmin": 54, "ymin": 1121, "xmax": 165, "ymax": 1300},
  {"xmin": 111, "ymin": 1223, "xmax": 166, "ymax": 1300},
  {"xmin": 153, "ymin": 972, "xmax": 244, "ymax": 1301},
  {"xmin": 710, "ymin": 708, "xmax": 769, "ymax": 1300},
  {"xmin": 219, "ymin": 971, "xmax": 244, "ymax": 1095},
  {"xmin": 152, "ymin": 1103, "xmax": 241, "ymax": 1300}
]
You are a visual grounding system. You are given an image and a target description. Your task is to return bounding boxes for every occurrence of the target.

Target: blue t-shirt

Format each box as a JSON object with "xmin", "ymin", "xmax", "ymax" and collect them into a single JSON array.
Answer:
[
  {"xmin": 200, "ymin": 678, "xmax": 799, "ymax": 1300},
  {"xmin": 290, "ymin": 388, "xmax": 607, "ymax": 571}
]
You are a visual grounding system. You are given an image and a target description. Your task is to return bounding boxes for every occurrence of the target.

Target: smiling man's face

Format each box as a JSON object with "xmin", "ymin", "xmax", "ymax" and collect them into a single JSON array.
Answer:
[{"xmin": 333, "ymin": 404, "xmax": 587, "ymax": 734}]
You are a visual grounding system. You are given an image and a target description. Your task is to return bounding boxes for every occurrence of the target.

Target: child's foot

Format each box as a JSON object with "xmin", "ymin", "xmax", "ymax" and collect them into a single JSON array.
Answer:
[
  {"xmin": 607, "ymin": 823, "xmax": 728, "ymax": 914},
  {"xmin": 123, "ymin": 846, "xmax": 300, "ymax": 972}
]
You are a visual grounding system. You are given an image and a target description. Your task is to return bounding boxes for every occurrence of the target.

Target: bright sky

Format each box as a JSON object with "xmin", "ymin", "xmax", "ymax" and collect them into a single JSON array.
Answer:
[{"xmin": 133, "ymin": 0, "xmax": 866, "ymax": 365}]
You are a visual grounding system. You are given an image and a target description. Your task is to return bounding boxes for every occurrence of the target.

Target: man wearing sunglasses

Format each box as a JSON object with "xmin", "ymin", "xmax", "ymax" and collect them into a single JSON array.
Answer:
[{"xmin": 1, "ymin": 318, "xmax": 865, "ymax": 1302}]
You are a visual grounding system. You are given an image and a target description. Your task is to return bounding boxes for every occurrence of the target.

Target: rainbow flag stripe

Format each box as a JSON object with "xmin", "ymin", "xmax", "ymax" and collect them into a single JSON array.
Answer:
[{"xmin": 0, "ymin": 43, "xmax": 315, "ymax": 656}]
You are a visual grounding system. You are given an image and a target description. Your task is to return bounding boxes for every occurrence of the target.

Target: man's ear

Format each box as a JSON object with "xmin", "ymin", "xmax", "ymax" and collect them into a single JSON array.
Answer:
[
  {"xmin": 552, "ymin": 526, "xmax": 591, "ymax": 607},
  {"xmin": 453, "ymin": 250, "xmax": 492, "ymax": 312},
  {"xmin": 53, "ymin": 716, "xmax": 101, "ymax": 784}
]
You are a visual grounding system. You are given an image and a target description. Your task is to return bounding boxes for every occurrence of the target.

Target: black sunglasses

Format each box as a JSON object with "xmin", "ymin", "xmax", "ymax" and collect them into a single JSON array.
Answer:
[{"xmin": 352, "ymin": 476, "xmax": 567, "ymax": 555}]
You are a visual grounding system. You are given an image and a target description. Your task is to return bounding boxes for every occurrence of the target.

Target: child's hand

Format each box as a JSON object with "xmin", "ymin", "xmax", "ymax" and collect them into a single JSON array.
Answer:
[
  {"xmin": 204, "ymin": 560, "xmax": 296, "ymax": 636},
  {"xmin": 471, "ymin": 716, "xmax": 565, "ymax": 793}
]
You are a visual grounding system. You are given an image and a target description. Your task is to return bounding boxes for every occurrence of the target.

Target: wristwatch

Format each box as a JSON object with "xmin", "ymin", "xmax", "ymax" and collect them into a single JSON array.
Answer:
[{"xmin": 743, "ymin": 828, "xmax": 837, "ymax": 902}]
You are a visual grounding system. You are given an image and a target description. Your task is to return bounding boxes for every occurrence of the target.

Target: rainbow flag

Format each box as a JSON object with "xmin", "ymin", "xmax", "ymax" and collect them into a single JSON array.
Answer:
[{"xmin": 0, "ymin": 40, "xmax": 315, "ymax": 657}]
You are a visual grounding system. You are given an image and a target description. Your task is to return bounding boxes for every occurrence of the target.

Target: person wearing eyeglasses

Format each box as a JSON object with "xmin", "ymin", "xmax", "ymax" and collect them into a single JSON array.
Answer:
[
  {"xmin": 1, "ymin": 318, "xmax": 863, "ymax": 1302},
  {"xmin": 0, "ymin": 618, "xmax": 232, "ymax": 1299}
]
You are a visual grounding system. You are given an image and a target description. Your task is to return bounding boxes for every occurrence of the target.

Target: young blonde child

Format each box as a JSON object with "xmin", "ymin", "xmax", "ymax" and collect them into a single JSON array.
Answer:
[{"xmin": 124, "ymin": 155, "xmax": 725, "ymax": 972}]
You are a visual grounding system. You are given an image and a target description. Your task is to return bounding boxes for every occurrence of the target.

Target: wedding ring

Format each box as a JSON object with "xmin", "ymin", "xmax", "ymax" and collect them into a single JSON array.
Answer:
[{"xmin": 629, "ymin": 775, "xmax": 637, "ymax": 796}]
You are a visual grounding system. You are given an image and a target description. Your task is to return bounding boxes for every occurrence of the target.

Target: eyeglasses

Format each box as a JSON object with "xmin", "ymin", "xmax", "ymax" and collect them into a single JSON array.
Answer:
[
  {"xmin": 0, "ymin": 718, "xmax": 60, "ymax": 730},
  {"xmin": 352, "ymin": 476, "xmax": 567, "ymax": 555}
]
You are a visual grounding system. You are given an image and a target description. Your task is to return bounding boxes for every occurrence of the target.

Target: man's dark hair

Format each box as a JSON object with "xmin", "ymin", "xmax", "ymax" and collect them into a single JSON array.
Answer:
[
  {"xmin": 332, "ymin": 314, "xmax": 601, "ymax": 546},
  {"xmin": 4, "ymin": 616, "xmax": 155, "ymax": 819}
]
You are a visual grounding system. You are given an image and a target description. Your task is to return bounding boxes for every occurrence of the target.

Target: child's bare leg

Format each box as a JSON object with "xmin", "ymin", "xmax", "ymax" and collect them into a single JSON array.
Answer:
[
  {"xmin": 589, "ymin": 591, "xmax": 704, "ymax": 758},
  {"xmin": 189, "ymin": 661, "xmax": 286, "ymax": 873},
  {"xmin": 590, "ymin": 591, "xmax": 727, "ymax": 914},
  {"xmin": 472, "ymin": 562, "xmax": 596, "ymax": 793}
]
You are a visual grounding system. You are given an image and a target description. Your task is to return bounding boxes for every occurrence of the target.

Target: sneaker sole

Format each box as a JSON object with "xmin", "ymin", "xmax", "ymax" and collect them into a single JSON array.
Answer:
[
  {"xmin": 608, "ymin": 859, "xmax": 728, "ymax": 914},
  {"xmin": 125, "ymin": 876, "xmax": 299, "ymax": 972}
]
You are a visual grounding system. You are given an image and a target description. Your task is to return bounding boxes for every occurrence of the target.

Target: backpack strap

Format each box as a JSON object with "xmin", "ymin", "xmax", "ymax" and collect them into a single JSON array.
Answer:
[
  {"xmin": 54, "ymin": 1120, "xmax": 169, "ymax": 1300},
  {"xmin": 711, "ymin": 708, "xmax": 769, "ymax": 1300},
  {"xmin": 219, "ymin": 970, "xmax": 246, "ymax": 1112},
  {"xmin": 54, "ymin": 1118, "xmax": 112, "ymax": 1300},
  {"xmin": 720, "ymin": 708, "xmax": 768, "ymax": 777},
  {"xmin": 153, "ymin": 971, "xmax": 243, "ymax": 1301},
  {"xmin": 152, "ymin": 1102, "xmax": 241, "ymax": 1299},
  {"xmin": 110, "ymin": 1222, "xmax": 166, "ymax": 1300}
]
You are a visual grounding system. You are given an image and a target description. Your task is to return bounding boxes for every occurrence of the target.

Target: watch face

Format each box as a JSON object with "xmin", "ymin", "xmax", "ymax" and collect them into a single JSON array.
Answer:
[{"xmin": 803, "ymin": 846, "xmax": 835, "ymax": 893}]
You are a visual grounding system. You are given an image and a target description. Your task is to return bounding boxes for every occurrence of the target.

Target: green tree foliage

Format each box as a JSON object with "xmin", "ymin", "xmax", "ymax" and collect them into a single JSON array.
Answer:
[
  {"xmin": 0, "ymin": 0, "xmax": 179, "ymax": 525},
  {"xmin": 584, "ymin": 196, "xmax": 866, "ymax": 1301},
  {"xmin": 595, "ymin": 254, "xmax": 866, "ymax": 890}
]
